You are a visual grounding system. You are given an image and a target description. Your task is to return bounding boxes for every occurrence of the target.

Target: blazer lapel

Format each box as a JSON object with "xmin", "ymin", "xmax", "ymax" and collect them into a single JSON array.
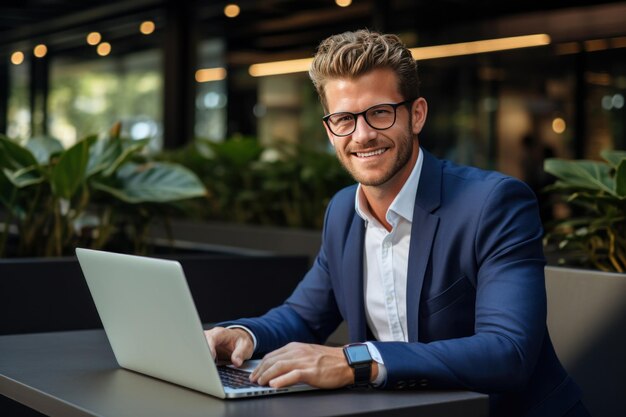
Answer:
[
  {"xmin": 343, "ymin": 213, "xmax": 367, "ymax": 342},
  {"xmin": 406, "ymin": 150, "xmax": 442, "ymax": 342}
]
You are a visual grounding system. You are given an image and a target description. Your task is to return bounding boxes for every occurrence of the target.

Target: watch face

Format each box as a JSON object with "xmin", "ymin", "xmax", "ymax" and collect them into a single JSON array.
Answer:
[{"xmin": 346, "ymin": 344, "xmax": 371, "ymax": 364}]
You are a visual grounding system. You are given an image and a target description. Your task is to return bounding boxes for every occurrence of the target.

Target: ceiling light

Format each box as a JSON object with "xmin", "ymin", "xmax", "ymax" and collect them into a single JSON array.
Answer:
[
  {"xmin": 584, "ymin": 39, "xmax": 609, "ymax": 52},
  {"xmin": 611, "ymin": 37, "xmax": 626, "ymax": 49},
  {"xmin": 195, "ymin": 68, "xmax": 227, "ymax": 83},
  {"xmin": 248, "ymin": 34, "xmax": 551, "ymax": 77},
  {"xmin": 33, "ymin": 44, "xmax": 47, "ymax": 58},
  {"xmin": 552, "ymin": 118, "xmax": 566, "ymax": 134},
  {"xmin": 87, "ymin": 32, "xmax": 102, "ymax": 45},
  {"xmin": 335, "ymin": 0, "xmax": 352, "ymax": 6},
  {"xmin": 249, "ymin": 58, "xmax": 313, "ymax": 77},
  {"xmin": 140, "ymin": 21, "xmax": 155, "ymax": 35},
  {"xmin": 97, "ymin": 42, "xmax": 111, "ymax": 56},
  {"xmin": 409, "ymin": 34, "xmax": 551, "ymax": 60},
  {"xmin": 224, "ymin": 4, "xmax": 240, "ymax": 18},
  {"xmin": 10, "ymin": 51, "xmax": 24, "ymax": 65}
]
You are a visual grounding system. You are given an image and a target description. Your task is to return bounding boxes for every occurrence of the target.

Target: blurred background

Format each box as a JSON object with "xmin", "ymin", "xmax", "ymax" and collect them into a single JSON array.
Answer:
[
  {"xmin": 1, "ymin": 0, "xmax": 625, "ymax": 227},
  {"xmin": 2, "ymin": 6, "xmax": 625, "ymax": 416}
]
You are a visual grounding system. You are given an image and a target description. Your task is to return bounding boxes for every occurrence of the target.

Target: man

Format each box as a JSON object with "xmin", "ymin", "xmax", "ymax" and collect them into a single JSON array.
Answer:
[{"xmin": 205, "ymin": 30, "xmax": 587, "ymax": 417}]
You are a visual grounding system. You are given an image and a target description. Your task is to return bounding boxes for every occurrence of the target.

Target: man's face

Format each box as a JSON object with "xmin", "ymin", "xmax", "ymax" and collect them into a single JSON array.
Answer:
[{"xmin": 323, "ymin": 68, "xmax": 427, "ymax": 192}]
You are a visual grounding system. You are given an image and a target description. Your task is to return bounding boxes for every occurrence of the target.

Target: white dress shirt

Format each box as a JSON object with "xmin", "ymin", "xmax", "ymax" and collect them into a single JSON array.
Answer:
[{"xmin": 356, "ymin": 148, "xmax": 424, "ymax": 384}]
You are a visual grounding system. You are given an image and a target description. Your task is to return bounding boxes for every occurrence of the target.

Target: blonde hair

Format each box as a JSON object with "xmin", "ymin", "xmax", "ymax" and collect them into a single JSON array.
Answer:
[{"xmin": 309, "ymin": 29, "xmax": 419, "ymax": 112}]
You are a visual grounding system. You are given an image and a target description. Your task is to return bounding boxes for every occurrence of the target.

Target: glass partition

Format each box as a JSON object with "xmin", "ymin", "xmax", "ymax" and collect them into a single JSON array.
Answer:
[
  {"xmin": 195, "ymin": 39, "xmax": 227, "ymax": 142},
  {"xmin": 48, "ymin": 49, "xmax": 163, "ymax": 150},
  {"xmin": 7, "ymin": 59, "xmax": 30, "ymax": 140}
]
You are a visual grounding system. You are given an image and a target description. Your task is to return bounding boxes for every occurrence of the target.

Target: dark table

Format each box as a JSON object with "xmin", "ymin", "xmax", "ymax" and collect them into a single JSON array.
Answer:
[{"xmin": 0, "ymin": 330, "xmax": 489, "ymax": 417}]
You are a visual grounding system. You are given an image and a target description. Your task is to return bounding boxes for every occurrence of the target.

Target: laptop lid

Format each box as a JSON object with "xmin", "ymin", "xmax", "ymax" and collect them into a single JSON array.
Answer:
[
  {"xmin": 76, "ymin": 248, "xmax": 316, "ymax": 399},
  {"xmin": 76, "ymin": 248, "xmax": 229, "ymax": 398}
]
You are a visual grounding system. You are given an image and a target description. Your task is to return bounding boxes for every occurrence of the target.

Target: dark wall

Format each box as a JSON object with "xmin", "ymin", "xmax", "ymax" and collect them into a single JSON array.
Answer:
[{"xmin": 0, "ymin": 254, "xmax": 309, "ymax": 336}]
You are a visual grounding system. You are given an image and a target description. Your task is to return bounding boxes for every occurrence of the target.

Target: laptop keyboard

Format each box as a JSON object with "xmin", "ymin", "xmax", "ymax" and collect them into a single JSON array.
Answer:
[{"xmin": 218, "ymin": 366, "xmax": 262, "ymax": 389}]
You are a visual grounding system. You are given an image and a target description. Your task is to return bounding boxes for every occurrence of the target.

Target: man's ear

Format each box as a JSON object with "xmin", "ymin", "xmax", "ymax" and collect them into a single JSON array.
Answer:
[{"xmin": 411, "ymin": 97, "xmax": 428, "ymax": 135}]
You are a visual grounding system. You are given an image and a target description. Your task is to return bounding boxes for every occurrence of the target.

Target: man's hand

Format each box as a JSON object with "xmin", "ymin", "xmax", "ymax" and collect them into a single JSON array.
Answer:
[
  {"xmin": 204, "ymin": 327, "xmax": 254, "ymax": 367},
  {"xmin": 250, "ymin": 342, "xmax": 373, "ymax": 389}
]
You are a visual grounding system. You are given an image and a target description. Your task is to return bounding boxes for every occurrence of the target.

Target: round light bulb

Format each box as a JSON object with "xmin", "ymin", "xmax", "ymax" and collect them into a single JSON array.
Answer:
[
  {"xmin": 140, "ymin": 21, "xmax": 155, "ymax": 35},
  {"xmin": 97, "ymin": 42, "xmax": 111, "ymax": 56},
  {"xmin": 224, "ymin": 4, "xmax": 240, "ymax": 18},
  {"xmin": 11, "ymin": 51, "xmax": 25, "ymax": 65},
  {"xmin": 87, "ymin": 32, "xmax": 102, "ymax": 45},
  {"xmin": 552, "ymin": 117, "xmax": 566, "ymax": 134},
  {"xmin": 34, "ymin": 44, "xmax": 48, "ymax": 58}
]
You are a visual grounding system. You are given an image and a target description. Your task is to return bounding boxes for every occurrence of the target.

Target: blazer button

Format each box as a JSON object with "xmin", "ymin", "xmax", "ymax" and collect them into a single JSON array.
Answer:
[{"xmin": 419, "ymin": 379, "xmax": 428, "ymax": 387}]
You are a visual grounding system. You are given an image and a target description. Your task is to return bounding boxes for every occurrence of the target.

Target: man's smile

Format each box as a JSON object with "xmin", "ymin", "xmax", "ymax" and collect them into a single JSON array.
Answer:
[{"xmin": 352, "ymin": 148, "xmax": 390, "ymax": 158}]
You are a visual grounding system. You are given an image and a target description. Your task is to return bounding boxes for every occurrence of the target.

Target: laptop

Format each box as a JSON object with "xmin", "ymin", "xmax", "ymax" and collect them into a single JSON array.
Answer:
[{"xmin": 75, "ymin": 247, "xmax": 316, "ymax": 399}]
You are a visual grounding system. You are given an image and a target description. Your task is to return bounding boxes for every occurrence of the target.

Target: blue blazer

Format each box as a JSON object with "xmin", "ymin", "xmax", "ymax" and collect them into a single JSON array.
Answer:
[{"xmin": 227, "ymin": 150, "xmax": 582, "ymax": 417}]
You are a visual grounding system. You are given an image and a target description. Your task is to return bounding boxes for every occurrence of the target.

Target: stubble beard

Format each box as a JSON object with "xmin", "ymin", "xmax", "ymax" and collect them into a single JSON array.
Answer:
[{"xmin": 338, "ymin": 124, "xmax": 415, "ymax": 187}]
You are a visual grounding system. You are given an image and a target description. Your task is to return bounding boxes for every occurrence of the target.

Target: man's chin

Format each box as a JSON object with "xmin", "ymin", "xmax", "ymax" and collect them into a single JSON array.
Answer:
[
  {"xmin": 339, "ymin": 159, "xmax": 396, "ymax": 187},
  {"xmin": 350, "ymin": 172, "xmax": 392, "ymax": 187}
]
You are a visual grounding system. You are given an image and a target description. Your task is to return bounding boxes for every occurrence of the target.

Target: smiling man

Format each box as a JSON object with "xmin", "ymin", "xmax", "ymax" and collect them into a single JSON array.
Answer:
[{"xmin": 205, "ymin": 30, "xmax": 588, "ymax": 417}]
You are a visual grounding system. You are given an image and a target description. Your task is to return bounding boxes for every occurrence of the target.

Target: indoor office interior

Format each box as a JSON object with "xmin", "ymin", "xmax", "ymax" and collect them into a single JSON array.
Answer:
[{"xmin": 1, "ymin": 1, "xmax": 625, "ymax": 417}]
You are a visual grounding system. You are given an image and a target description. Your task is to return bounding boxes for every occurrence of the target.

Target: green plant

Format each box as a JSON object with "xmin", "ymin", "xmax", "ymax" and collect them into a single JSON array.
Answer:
[
  {"xmin": 159, "ymin": 137, "xmax": 354, "ymax": 229},
  {"xmin": 250, "ymin": 144, "xmax": 354, "ymax": 229},
  {"xmin": 0, "ymin": 128, "xmax": 207, "ymax": 257},
  {"xmin": 543, "ymin": 149, "xmax": 626, "ymax": 272}
]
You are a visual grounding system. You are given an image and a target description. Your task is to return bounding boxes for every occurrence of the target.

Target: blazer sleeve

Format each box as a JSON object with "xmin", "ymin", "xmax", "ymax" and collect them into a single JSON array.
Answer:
[
  {"xmin": 219, "ymin": 198, "xmax": 344, "ymax": 355},
  {"xmin": 371, "ymin": 178, "xmax": 547, "ymax": 393}
]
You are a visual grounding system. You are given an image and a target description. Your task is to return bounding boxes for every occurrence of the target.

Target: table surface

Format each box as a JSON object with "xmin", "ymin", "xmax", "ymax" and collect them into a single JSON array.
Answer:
[{"xmin": 0, "ymin": 330, "xmax": 489, "ymax": 417}]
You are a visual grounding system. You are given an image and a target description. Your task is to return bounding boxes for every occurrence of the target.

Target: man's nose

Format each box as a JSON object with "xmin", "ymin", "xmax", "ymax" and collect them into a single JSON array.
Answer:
[{"xmin": 351, "ymin": 114, "xmax": 377, "ymax": 144}]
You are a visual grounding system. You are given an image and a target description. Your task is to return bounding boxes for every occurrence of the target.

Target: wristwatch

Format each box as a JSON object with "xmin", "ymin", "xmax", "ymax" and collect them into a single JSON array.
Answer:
[{"xmin": 343, "ymin": 343, "xmax": 373, "ymax": 387}]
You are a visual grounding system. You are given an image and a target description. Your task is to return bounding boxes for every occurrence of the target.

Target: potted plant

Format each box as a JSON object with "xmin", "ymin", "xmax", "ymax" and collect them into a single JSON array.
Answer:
[
  {"xmin": 541, "ymin": 149, "xmax": 626, "ymax": 417},
  {"xmin": 0, "ymin": 124, "xmax": 207, "ymax": 257},
  {"xmin": 543, "ymin": 149, "xmax": 626, "ymax": 272},
  {"xmin": 0, "ymin": 128, "xmax": 311, "ymax": 342}
]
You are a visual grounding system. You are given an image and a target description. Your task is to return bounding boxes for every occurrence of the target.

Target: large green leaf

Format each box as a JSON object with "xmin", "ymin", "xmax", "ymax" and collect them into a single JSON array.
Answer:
[
  {"xmin": 86, "ymin": 135, "xmax": 117, "ymax": 176},
  {"xmin": 544, "ymin": 158, "xmax": 614, "ymax": 195},
  {"xmin": 92, "ymin": 162, "xmax": 206, "ymax": 203},
  {"xmin": 601, "ymin": 149, "xmax": 626, "ymax": 168},
  {"xmin": 25, "ymin": 136, "xmax": 65, "ymax": 165},
  {"xmin": 615, "ymin": 159, "xmax": 626, "ymax": 198},
  {"xmin": 50, "ymin": 137, "xmax": 95, "ymax": 199},
  {"xmin": 0, "ymin": 135, "xmax": 43, "ymax": 188},
  {"xmin": 2, "ymin": 166, "xmax": 45, "ymax": 188},
  {"xmin": 87, "ymin": 136, "xmax": 148, "ymax": 177},
  {"xmin": 0, "ymin": 135, "xmax": 39, "ymax": 171},
  {"xmin": 103, "ymin": 138, "xmax": 149, "ymax": 177}
]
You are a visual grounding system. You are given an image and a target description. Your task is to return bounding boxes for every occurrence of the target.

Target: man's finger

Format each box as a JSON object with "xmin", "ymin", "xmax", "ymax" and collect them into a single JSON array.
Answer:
[
  {"xmin": 250, "ymin": 352, "xmax": 283, "ymax": 381},
  {"xmin": 269, "ymin": 369, "xmax": 305, "ymax": 388},
  {"xmin": 204, "ymin": 331, "xmax": 217, "ymax": 360},
  {"xmin": 230, "ymin": 338, "xmax": 251, "ymax": 367},
  {"xmin": 255, "ymin": 357, "xmax": 302, "ymax": 386}
]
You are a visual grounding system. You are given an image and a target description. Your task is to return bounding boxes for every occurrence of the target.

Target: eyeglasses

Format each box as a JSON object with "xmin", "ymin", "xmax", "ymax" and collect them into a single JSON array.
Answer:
[{"xmin": 322, "ymin": 100, "xmax": 413, "ymax": 137}]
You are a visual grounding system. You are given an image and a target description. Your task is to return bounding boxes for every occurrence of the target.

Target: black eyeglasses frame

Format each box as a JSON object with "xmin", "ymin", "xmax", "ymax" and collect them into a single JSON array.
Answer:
[{"xmin": 322, "ymin": 99, "xmax": 414, "ymax": 137}]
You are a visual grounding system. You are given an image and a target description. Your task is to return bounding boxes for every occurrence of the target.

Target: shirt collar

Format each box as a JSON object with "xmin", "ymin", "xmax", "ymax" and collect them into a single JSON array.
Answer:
[{"xmin": 355, "ymin": 147, "xmax": 424, "ymax": 226}]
